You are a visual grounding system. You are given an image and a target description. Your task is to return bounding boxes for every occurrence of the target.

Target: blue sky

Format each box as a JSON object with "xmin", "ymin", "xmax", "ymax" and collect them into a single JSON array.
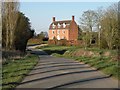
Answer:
[{"xmin": 20, "ymin": 2, "xmax": 117, "ymax": 34}]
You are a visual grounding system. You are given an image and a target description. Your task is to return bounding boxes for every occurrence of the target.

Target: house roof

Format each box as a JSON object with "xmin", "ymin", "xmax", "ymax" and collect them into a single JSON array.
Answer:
[
  {"xmin": 52, "ymin": 20, "xmax": 71, "ymax": 25},
  {"xmin": 49, "ymin": 20, "xmax": 72, "ymax": 29}
]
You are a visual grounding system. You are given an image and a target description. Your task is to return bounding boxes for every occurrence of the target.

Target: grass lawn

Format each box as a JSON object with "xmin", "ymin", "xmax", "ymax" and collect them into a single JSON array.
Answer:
[
  {"xmin": 38, "ymin": 45, "xmax": 119, "ymax": 80},
  {"xmin": 2, "ymin": 54, "xmax": 39, "ymax": 90}
]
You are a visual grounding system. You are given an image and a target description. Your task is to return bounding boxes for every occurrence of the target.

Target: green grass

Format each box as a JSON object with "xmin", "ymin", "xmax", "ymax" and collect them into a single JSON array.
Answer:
[
  {"xmin": 37, "ymin": 45, "xmax": 73, "ymax": 50},
  {"xmin": 36, "ymin": 45, "xmax": 76, "ymax": 55},
  {"xmin": 2, "ymin": 55, "xmax": 39, "ymax": 90}
]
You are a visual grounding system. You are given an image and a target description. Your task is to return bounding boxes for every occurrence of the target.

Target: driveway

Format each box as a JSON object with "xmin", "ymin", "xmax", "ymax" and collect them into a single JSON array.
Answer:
[{"xmin": 16, "ymin": 49, "xmax": 118, "ymax": 89}]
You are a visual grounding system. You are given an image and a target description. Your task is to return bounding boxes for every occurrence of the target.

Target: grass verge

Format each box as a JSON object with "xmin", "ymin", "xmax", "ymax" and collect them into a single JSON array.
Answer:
[{"xmin": 2, "ymin": 54, "xmax": 39, "ymax": 90}]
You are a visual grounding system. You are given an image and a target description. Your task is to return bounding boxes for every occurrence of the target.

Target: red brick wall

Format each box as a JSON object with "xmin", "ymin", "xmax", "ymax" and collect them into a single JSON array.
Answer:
[
  {"xmin": 69, "ymin": 21, "xmax": 78, "ymax": 41},
  {"xmin": 49, "ymin": 29, "xmax": 69, "ymax": 40}
]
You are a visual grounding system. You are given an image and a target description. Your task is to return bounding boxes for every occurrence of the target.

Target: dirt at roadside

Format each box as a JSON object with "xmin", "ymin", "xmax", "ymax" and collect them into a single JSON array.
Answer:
[{"xmin": 64, "ymin": 49, "xmax": 118, "ymax": 61}]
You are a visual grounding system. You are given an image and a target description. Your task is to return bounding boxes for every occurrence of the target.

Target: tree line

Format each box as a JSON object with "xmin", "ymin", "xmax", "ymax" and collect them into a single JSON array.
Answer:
[
  {"xmin": 2, "ymin": 1, "xmax": 34, "ymax": 52},
  {"xmin": 79, "ymin": 3, "xmax": 119, "ymax": 50}
]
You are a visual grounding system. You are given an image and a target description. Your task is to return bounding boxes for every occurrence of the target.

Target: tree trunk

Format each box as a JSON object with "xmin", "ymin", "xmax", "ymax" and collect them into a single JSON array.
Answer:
[{"xmin": 89, "ymin": 26, "xmax": 92, "ymax": 46}]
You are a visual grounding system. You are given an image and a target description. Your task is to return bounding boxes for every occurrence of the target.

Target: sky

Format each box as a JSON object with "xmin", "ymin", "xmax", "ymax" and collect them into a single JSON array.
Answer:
[{"xmin": 20, "ymin": 2, "xmax": 118, "ymax": 34}]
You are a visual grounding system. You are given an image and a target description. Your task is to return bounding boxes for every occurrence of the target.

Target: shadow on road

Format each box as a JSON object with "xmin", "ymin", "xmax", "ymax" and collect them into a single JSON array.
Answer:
[
  {"xmin": 43, "ymin": 49, "xmax": 67, "ymax": 55},
  {"xmin": 32, "ymin": 63, "xmax": 86, "ymax": 70},
  {"xmin": 19, "ymin": 69, "xmax": 98, "ymax": 85},
  {"xmin": 27, "ymin": 66, "xmax": 91, "ymax": 76},
  {"xmin": 30, "ymin": 50, "xmax": 48, "ymax": 55},
  {"xmin": 47, "ymin": 75, "xmax": 111, "ymax": 89},
  {"xmin": 38, "ymin": 61, "xmax": 81, "ymax": 66}
]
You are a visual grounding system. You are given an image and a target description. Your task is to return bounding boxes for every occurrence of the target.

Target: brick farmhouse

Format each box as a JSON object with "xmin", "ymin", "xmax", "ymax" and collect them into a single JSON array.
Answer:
[{"xmin": 48, "ymin": 16, "xmax": 79, "ymax": 45}]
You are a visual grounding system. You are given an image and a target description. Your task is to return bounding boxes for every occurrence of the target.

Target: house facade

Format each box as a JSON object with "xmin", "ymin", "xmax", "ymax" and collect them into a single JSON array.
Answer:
[{"xmin": 48, "ymin": 16, "xmax": 78, "ymax": 42}]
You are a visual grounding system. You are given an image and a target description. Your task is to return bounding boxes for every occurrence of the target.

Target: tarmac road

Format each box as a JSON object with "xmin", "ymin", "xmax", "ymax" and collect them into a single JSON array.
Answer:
[{"xmin": 16, "ymin": 47, "xmax": 118, "ymax": 89}]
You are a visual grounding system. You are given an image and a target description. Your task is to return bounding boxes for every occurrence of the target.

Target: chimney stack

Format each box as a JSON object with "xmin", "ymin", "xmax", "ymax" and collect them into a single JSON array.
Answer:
[
  {"xmin": 72, "ymin": 16, "xmax": 74, "ymax": 21},
  {"xmin": 53, "ymin": 17, "xmax": 55, "ymax": 22}
]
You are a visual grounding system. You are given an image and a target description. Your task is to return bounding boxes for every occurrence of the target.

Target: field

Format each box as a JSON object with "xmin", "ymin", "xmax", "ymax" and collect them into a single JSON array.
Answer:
[
  {"xmin": 37, "ymin": 45, "xmax": 119, "ymax": 80},
  {"xmin": 2, "ymin": 55, "xmax": 39, "ymax": 90}
]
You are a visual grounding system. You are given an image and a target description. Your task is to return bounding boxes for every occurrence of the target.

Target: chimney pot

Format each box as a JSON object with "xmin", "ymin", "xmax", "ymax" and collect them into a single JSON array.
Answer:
[
  {"xmin": 72, "ymin": 16, "xmax": 74, "ymax": 21},
  {"xmin": 53, "ymin": 17, "xmax": 55, "ymax": 22}
]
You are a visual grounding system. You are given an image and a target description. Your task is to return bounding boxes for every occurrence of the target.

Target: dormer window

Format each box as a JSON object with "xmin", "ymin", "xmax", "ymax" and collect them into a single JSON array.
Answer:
[
  {"xmin": 58, "ymin": 23, "xmax": 61, "ymax": 28},
  {"xmin": 52, "ymin": 23, "xmax": 56, "ymax": 29},
  {"xmin": 63, "ymin": 23, "xmax": 66, "ymax": 28}
]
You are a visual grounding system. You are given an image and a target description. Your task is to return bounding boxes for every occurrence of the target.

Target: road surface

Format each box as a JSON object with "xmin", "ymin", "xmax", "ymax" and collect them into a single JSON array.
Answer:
[{"xmin": 16, "ymin": 48, "xmax": 118, "ymax": 89}]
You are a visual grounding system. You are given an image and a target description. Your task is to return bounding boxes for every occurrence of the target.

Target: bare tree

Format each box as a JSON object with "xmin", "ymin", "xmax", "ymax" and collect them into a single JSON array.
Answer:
[
  {"xmin": 81, "ymin": 26, "xmax": 90, "ymax": 49},
  {"xmin": 96, "ymin": 7, "xmax": 104, "ymax": 49},
  {"xmin": 2, "ymin": 1, "xmax": 19, "ymax": 50},
  {"xmin": 80, "ymin": 10, "xmax": 98, "ymax": 46},
  {"xmin": 0, "ymin": 2, "xmax": 2, "ymax": 46}
]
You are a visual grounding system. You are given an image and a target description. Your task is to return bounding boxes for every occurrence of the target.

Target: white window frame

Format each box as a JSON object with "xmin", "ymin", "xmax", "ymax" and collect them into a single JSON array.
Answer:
[
  {"xmin": 57, "ymin": 35, "xmax": 60, "ymax": 40},
  {"xmin": 57, "ymin": 30, "xmax": 60, "ymax": 34},
  {"xmin": 52, "ymin": 36, "xmax": 55, "ymax": 39},
  {"xmin": 62, "ymin": 30, "xmax": 65, "ymax": 34},
  {"xmin": 62, "ymin": 36, "xmax": 64, "ymax": 39},
  {"xmin": 52, "ymin": 30, "xmax": 55, "ymax": 34},
  {"xmin": 62, "ymin": 36, "xmax": 65, "ymax": 39}
]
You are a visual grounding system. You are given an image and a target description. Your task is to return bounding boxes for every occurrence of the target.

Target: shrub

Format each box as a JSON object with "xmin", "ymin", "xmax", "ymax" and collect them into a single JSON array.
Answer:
[{"xmin": 27, "ymin": 38, "xmax": 43, "ymax": 45}]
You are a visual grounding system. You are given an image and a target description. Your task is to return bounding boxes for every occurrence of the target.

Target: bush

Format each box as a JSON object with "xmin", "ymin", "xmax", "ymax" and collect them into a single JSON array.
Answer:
[
  {"xmin": 2, "ymin": 50, "xmax": 25, "ymax": 63},
  {"xmin": 48, "ymin": 40, "xmax": 56, "ymax": 45},
  {"xmin": 27, "ymin": 38, "xmax": 43, "ymax": 45},
  {"xmin": 48, "ymin": 39, "xmax": 84, "ymax": 46}
]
